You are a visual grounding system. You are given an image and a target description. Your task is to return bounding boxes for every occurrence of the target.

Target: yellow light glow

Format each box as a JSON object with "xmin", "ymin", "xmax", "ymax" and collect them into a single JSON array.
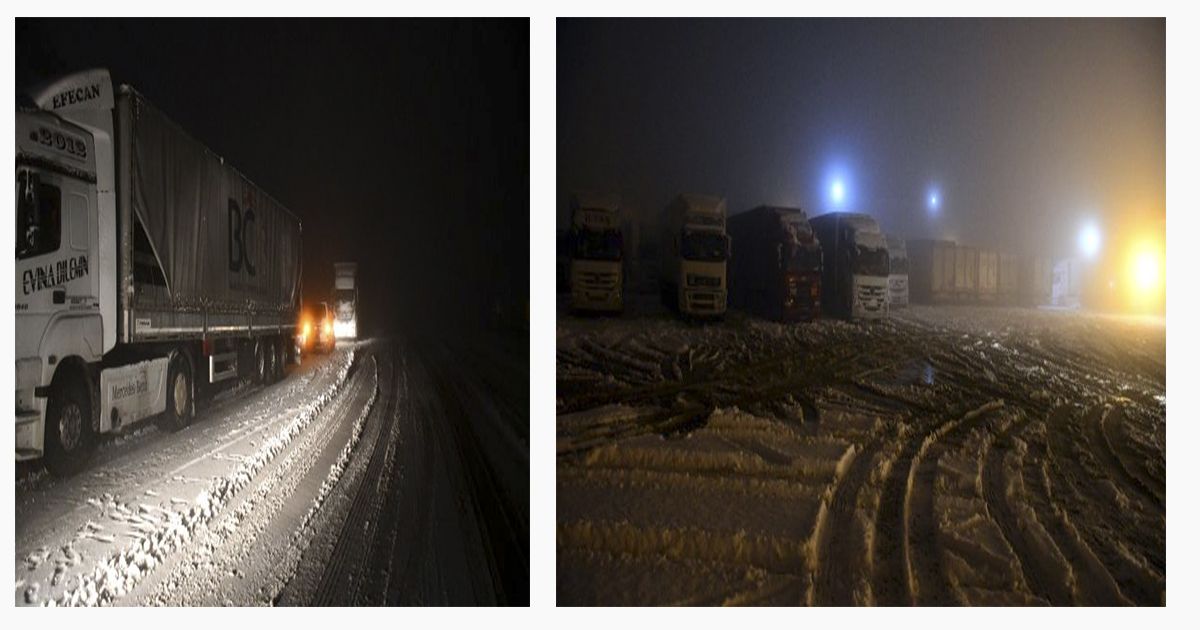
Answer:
[
  {"xmin": 325, "ymin": 322, "xmax": 333, "ymax": 335},
  {"xmin": 1135, "ymin": 252, "xmax": 1158, "ymax": 291}
]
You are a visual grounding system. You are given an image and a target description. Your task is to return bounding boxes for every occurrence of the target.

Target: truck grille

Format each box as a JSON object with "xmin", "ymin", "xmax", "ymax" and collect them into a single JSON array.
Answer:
[
  {"xmin": 858, "ymin": 284, "xmax": 886, "ymax": 310},
  {"xmin": 578, "ymin": 271, "xmax": 618, "ymax": 289},
  {"xmin": 687, "ymin": 274, "xmax": 721, "ymax": 288}
]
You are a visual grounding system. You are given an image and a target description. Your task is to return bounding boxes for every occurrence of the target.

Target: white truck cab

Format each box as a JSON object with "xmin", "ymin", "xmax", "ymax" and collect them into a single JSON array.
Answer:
[
  {"xmin": 659, "ymin": 193, "xmax": 729, "ymax": 317},
  {"xmin": 568, "ymin": 191, "xmax": 624, "ymax": 313}
]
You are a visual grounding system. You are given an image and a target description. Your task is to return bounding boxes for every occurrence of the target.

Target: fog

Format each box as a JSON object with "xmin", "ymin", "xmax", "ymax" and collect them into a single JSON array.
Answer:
[{"xmin": 557, "ymin": 18, "xmax": 1164, "ymax": 262}]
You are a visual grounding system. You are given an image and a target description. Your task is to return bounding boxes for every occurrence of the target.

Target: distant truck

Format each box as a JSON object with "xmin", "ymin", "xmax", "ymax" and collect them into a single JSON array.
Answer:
[
  {"xmin": 977, "ymin": 249, "xmax": 998, "ymax": 303},
  {"xmin": 997, "ymin": 252, "xmax": 1018, "ymax": 306},
  {"xmin": 954, "ymin": 245, "xmax": 979, "ymax": 303},
  {"xmin": 809, "ymin": 212, "xmax": 890, "ymax": 319},
  {"xmin": 727, "ymin": 205, "xmax": 822, "ymax": 321},
  {"xmin": 886, "ymin": 235, "xmax": 909, "ymax": 308},
  {"xmin": 16, "ymin": 70, "xmax": 302, "ymax": 475},
  {"xmin": 1019, "ymin": 255, "xmax": 1053, "ymax": 307},
  {"xmin": 568, "ymin": 191, "xmax": 624, "ymax": 313},
  {"xmin": 907, "ymin": 239, "xmax": 956, "ymax": 304},
  {"xmin": 333, "ymin": 262, "xmax": 358, "ymax": 340},
  {"xmin": 659, "ymin": 193, "xmax": 729, "ymax": 317}
]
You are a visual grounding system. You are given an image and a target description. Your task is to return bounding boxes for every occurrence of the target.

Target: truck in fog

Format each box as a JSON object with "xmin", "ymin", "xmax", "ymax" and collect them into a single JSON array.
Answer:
[
  {"xmin": 333, "ymin": 262, "xmax": 357, "ymax": 340},
  {"xmin": 977, "ymin": 248, "xmax": 998, "ymax": 303},
  {"xmin": 568, "ymin": 191, "xmax": 624, "ymax": 313},
  {"xmin": 997, "ymin": 252, "xmax": 1018, "ymax": 306},
  {"xmin": 886, "ymin": 235, "xmax": 909, "ymax": 308},
  {"xmin": 809, "ymin": 212, "xmax": 890, "ymax": 319},
  {"xmin": 727, "ymin": 205, "xmax": 822, "ymax": 321},
  {"xmin": 659, "ymin": 193, "xmax": 729, "ymax": 317},
  {"xmin": 954, "ymin": 245, "xmax": 979, "ymax": 303},
  {"xmin": 16, "ymin": 70, "xmax": 302, "ymax": 475},
  {"xmin": 1019, "ymin": 255, "xmax": 1053, "ymax": 307},
  {"xmin": 907, "ymin": 239, "xmax": 956, "ymax": 304}
]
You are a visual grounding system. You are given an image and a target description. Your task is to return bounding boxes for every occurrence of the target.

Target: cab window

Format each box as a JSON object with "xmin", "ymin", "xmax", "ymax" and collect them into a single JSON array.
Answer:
[{"xmin": 16, "ymin": 170, "xmax": 62, "ymax": 260}]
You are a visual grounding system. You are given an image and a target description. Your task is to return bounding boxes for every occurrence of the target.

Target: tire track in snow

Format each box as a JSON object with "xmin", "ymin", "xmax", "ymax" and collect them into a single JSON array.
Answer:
[
  {"xmin": 1043, "ymin": 406, "xmax": 1164, "ymax": 605},
  {"xmin": 981, "ymin": 408, "xmax": 1075, "ymax": 606},
  {"xmin": 1089, "ymin": 404, "xmax": 1165, "ymax": 514},
  {"xmin": 812, "ymin": 437, "xmax": 882, "ymax": 606}
]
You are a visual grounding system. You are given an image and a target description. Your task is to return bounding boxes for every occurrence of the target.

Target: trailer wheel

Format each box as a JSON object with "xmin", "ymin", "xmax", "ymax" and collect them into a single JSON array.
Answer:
[
  {"xmin": 44, "ymin": 376, "xmax": 94, "ymax": 477},
  {"xmin": 254, "ymin": 341, "xmax": 267, "ymax": 385},
  {"xmin": 158, "ymin": 354, "xmax": 193, "ymax": 432},
  {"xmin": 264, "ymin": 339, "xmax": 278, "ymax": 384},
  {"xmin": 275, "ymin": 338, "xmax": 287, "ymax": 380}
]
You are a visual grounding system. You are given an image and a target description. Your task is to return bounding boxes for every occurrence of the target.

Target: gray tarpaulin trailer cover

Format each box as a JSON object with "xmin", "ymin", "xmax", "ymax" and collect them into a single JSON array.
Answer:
[{"xmin": 116, "ymin": 87, "xmax": 301, "ymax": 341}]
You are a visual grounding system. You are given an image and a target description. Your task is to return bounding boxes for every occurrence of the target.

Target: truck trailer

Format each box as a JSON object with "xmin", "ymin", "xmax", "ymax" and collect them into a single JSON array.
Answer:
[
  {"xmin": 659, "ymin": 193, "xmax": 729, "ymax": 317},
  {"xmin": 954, "ymin": 245, "xmax": 979, "ymax": 303},
  {"xmin": 16, "ymin": 69, "xmax": 302, "ymax": 475},
  {"xmin": 907, "ymin": 239, "xmax": 956, "ymax": 304},
  {"xmin": 886, "ymin": 235, "xmax": 909, "ymax": 308},
  {"xmin": 808, "ymin": 212, "xmax": 890, "ymax": 319},
  {"xmin": 977, "ymin": 249, "xmax": 998, "ymax": 304},
  {"xmin": 333, "ymin": 262, "xmax": 358, "ymax": 340},
  {"xmin": 568, "ymin": 191, "xmax": 624, "ymax": 313},
  {"xmin": 726, "ymin": 205, "xmax": 822, "ymax": 321},
  {"xmin": 997, "ymin": 252, "xmax": 1018, "ymax": 306},
  {"xmin": 1018, "ymin": 255, "xmax": 1053, "ymax": 307}
]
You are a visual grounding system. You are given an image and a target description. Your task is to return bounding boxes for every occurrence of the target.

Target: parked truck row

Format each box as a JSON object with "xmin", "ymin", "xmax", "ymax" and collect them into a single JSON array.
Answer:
[
  {"xmin": 563, "ymin": 190, "xmax": 1054, "ymax": 321},
  {"xmin": 15, "ymin": 69, "xmax": 360, "ymax": 476}
]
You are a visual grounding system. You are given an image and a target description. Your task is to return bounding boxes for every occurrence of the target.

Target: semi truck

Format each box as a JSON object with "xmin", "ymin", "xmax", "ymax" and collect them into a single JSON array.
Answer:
[
  {"xmin": 1019, "ymin": 255, "xmax": 1053, "ymax": 307},
  {"xmin": 659, "ymin": 193, "xmax": 729, "ymax": 317},
  {"xmin": 886, "ymin": 235, "xmax": 909, "ymax": 308},
  {"xmin": 726, "ymin": 205, "xmax": 822, "ymax": 321},
  {"xmin": 997, "ymin": 252, "xmax": 1018, "ymax": 306},
  {"xmin": 977, "ymin": 249, "xmax": 998, "ymax": 303},
  {"xmin": 568, "ymin": 191, "xmax": 624, "ymax": 313},
  {"xmin": 954, "ymin": 245, "xmax": 979, "ymax": 303},
  {"xmin": 907, "ymin": 239, "xmax": 956, "ymax": 304},
  {"xmin": 16, "ymin": 69, "xmax": 302, "ymax": 475},
  {"xmin": 808, "ymin": 212, "xmax": 890, "ymax": 319},
  {"xmin": 333, "ymin": 262, "xmax": 357, "ymax": 340}
]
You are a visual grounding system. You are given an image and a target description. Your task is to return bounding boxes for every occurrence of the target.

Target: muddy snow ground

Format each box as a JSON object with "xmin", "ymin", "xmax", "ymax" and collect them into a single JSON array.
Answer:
[
  {"xmin": 15, "ymin": 335, "xmax": 529, "ymax": 606},
  {"xmin": 557, "ymin": 297, "xmax": 1165, "ymax": 606}
]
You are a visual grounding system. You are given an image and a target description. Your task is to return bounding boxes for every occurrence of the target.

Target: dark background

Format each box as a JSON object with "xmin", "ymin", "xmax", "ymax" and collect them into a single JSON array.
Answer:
[
  {"xmin": 557, "ymin": 18, "xmax": 1164, "ymax": 260},
  {"xmin": 18, "ymin": 18, "xmax": 529, "ymax": 337}
]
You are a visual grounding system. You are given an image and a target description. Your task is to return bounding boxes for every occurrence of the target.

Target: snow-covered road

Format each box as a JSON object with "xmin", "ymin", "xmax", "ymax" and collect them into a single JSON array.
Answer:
[
  {"xmin": 557, "ymin": 299, "xmax": 1165, "ymax": 606},
  {"xmin": 16, "ymin": 335, "xmax": 529, "ymax": 606}
]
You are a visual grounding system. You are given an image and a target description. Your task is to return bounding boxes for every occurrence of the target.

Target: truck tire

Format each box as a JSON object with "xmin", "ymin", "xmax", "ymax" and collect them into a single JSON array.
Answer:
[
  {"xmin": 44, "ymin": 377, "xmax": 94, "ymax": 477},
  {"xmin": 157, "ymin": 354, "xmax": 193, "ymax": 432},
  {"xmin": 264, "ymin": 339, "xmax": 278, "ymax": 384},
  {"xmin": 275, "ymin": 338, "xmax": 287, "ymax": 381},
  {"xmin": 254, "ymin": 341, "xmax": 267, "ymax": 385}
]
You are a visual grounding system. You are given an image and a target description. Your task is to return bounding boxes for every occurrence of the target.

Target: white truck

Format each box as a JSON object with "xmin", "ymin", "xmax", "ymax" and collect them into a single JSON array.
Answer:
[
  {"xmin": 333, "ymin": 262, "xmax": 358, "ymax": 340},
  {"xmin": 809, "ymin": 212, "xmax": 890, "ymax": 319},
  {"xmin": 568, "ymin": 191, "xmax": 624, "ymax": 313},
  {"xmin": 16, "ymin": 69, "xmax": 302, "ymax": 475},
  {"xmin": 886, "ymin": 234, "xmax": 909, "ymax": 308},
  {"xmin": 658, "ymin": 193, "xmax": 729, "ymax": 317}
]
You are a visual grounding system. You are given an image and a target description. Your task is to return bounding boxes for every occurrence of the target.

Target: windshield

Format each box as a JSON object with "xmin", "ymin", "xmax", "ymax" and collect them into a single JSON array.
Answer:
[
  {"xmin": 572, "ymin": 228, "xmax": 622, "ymax": 261},
  {"xmin": 854, "ymin": 245, "xmax": 890, "ymax": 277},
  {"xmin": 889, "ymin": 255, "xmax": 909, "ymax": 274},
  {"xmin": 782, "ymin": 243, "xmax": 821, "ymax": 272},
  {"xmin": 681, "ymin": 231, "xmax": 728, "ymax": 262},
  {"xmin": 16, "ymin": 169, "xmax": 61, "ymax": 260}
]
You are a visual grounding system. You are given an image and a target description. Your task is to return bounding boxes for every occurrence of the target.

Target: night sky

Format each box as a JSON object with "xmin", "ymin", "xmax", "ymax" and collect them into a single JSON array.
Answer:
[
  {"xmin": 558, "ymin": 19, "xmax": 1164, "ymax": 261},
  {"xmin": 17, "ymin": 18, "xmax": 529, "ymax": 336}
]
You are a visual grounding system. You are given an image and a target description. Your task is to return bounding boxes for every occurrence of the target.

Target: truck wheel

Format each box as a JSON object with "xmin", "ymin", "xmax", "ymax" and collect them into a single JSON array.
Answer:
[
  {"xmin": 254, "ymin": 341, "xmax": 267, "ymax": 385},
  {"xmin": 264, "ymin": 339, "xmax": 278, "ymax": 384},
  {"xmin": 44, "ymin": 377, "xmax": 94, "ymax": 477},
  {"xmin": 157, "ymin": 354, "xmax": 193, "ymax": 432},
  {"xmin": 275, "ymin": 338, "xmax": 287, "ymax": 380}
]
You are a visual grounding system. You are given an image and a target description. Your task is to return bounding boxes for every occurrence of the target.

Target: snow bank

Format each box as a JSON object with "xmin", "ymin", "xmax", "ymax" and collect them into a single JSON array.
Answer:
[{"xmin": 51, "ymin": 350, "xmax": 356, "ymax": 606}]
